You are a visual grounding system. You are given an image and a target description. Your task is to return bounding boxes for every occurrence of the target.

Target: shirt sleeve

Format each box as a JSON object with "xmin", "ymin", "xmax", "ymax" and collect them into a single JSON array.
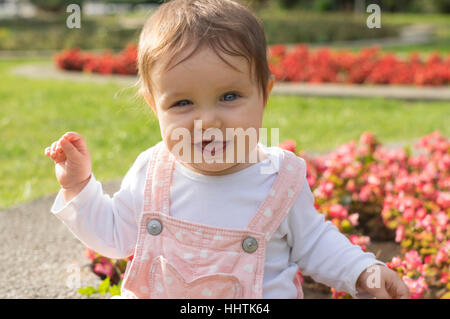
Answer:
[
  {"xmin": 50, "ymin": 149, "xmax": 151, "ymax": 259},
  {"xmin": 283, "ymin": 179, "xmax": 387, "ymax": 299}
]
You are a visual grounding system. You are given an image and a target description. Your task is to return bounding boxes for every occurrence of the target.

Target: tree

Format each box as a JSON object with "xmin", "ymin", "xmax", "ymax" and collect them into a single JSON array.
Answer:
[{"xmin": 29, "ymin": 0, "xmax": 84, "ymax": 13}]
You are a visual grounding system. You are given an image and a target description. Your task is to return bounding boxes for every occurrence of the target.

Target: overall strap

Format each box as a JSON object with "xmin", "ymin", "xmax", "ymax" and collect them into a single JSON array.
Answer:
[
  {"xmin": 142, "ymin": 141, "xmax": 176, "ymax": 215},
  {"xmin": 246, "ymin": 150, "xmax": 307, "ymax": 242}
]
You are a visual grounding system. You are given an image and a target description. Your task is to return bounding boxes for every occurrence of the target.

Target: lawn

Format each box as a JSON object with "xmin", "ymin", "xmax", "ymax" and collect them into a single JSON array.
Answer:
[{"xmin": 1, "ymin": 58, "xmax": 449, "ymax": 210}]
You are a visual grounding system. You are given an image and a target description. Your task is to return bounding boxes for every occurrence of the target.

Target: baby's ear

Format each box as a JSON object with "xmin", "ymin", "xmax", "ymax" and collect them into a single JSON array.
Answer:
[
  {"xmin": 143, "ymin": 93, "xmax": 158, "ymax": 116},
  {"xmin": 263, "ymin": 74, "xmax": 275, "ymax": 108},
  {"xmin": 267, "ymin": 74, "xmax": 275, "ymax": 94}
]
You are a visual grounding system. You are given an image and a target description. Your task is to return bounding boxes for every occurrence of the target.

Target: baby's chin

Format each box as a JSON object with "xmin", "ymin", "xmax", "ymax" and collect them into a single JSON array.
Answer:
[{"xmin": 181, "ymin": 161, "xmax": 241, "ymax": 176}]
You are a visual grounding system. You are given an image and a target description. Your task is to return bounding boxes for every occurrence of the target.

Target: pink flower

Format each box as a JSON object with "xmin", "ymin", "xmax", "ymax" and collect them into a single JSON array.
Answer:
[
  {"xmin": 348, "ymin": 213, "xmax": 359, "ymax": 226},
  {"xmin": 349, "ymin": 235, "xmax": 370, "ymax": 250},
  {"xmin": 278, "ymin": 140, "xmax": 296, "ymax": 153},
  {"xmin": 402, "ymin": 276, "xmax": 428, "ymax": 299},
  {"xmin": 390, "ymin": 256, "xmax": 404, "ymax": 269},
  {"xmin": 329, "ymin": 204, "xmax": 348, "ymax": 219},
  {"xmin": 435, "ymin": 248, "xmax": 447, "ymax": 264},
  {"xmin": 395, "ymin": 224, "xmax": 405, "ymax": 243},
  {"xmin": 314, "ymin": 181, "xmax": 334, "ymax": 199},
  {"xmin": 360, "ymin": 131, "xmax": 376, "ymax": 146},
  {"xmin": 417, "ymin": 214, "xmax": 433, "ymax": 231},
  {"xmin": 346, "ymin": 179, "xmax": 356, "ymax": 192},
  {"xmin": 403, "ymin": 208, "xmax": 415, "ymax": 222},
  {"xmin": 404, "ymin": 250, "xmax": 422, "ymax": 269},
  {"xmin": 436, "ymin": 211, "xmax": 448, "ymax": 227},
  {"xmin": 368, "ymin": 174, "xmax": 381, "ymax": 186},
  {"xmin": 416, "ymin": 207, "xmax": 427, "ymax": 220},
  {"xmin": 359, "ymin": 185, "xmax": 372, "ymax": 202},
  {"xmin": 421, "ymin": 183, "xmax": 435, "ymax": 198},
  {"xmin": 331, "ymin": 288, "xmax": 350, "ymax": 299},
  {"xmin": 85, "ymin": 248, "xmax": 97, "ymax": 261},
  {"xmin": 436, "ymin": 192, "xmax": 450, "ymax": 209},
  {"xmin": 93, "ymin": 262, "xmax": 114, "ymax": 278},
  {"xmin": 441, "ymin": 272, "xmax": 448, "ymax": 284}
]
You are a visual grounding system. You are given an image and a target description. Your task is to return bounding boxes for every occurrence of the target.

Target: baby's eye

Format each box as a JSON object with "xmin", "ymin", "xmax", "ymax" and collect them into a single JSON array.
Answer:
[
  {"xmin": 173, "ymin": 100, "xmax": 192, "ymax": 107},
  {"xmin": 221, "ymin": 92, "xmax": 240, "ymax": 102}
]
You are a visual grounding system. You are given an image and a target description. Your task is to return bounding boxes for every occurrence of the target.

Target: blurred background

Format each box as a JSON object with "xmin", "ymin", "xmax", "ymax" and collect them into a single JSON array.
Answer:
[
  {"xmin": 1, "ymin": 0, "xmax": 449, "ymax": 52},
  {"xmin": 0, "ymin": 0, "xmax": 448, "ymax": 299}
]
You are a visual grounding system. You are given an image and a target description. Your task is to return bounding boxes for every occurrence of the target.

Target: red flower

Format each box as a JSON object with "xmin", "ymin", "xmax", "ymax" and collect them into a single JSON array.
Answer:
[{"xmin": 278, "ymin": 140, "xmax": 296, "ymax": 153}]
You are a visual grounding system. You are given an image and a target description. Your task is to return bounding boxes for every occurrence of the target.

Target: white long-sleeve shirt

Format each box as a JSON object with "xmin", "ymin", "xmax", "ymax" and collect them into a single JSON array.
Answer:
[{"xmin": 51, "ymin": 142, "xmax": 384, "ymax": 298}]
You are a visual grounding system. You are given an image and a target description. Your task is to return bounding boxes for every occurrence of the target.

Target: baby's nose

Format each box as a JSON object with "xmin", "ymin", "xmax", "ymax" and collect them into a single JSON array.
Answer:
[
  {"xmin": 196, "ymin": 112, "xmax": 222, "ymax": 129},
  {"xmin": 194, "ymin": 114, "xmax": 222, "ymax": 130}
]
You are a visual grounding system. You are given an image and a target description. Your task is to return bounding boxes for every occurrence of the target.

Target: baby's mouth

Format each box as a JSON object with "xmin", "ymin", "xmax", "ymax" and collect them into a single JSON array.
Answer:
[{"xmin": 196, "ymin": 140, "xmax": 229, "ymax": 156}]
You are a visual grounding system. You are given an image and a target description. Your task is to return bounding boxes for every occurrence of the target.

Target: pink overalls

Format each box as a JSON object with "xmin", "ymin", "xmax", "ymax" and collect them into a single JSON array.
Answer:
[{"xmin": 120, "ymin": 141, "xmax": 307, "ymax": 298}]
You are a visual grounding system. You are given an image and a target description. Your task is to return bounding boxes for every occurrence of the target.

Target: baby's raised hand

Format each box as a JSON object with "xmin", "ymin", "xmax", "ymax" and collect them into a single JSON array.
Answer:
[
  {"xmin": 356, "ymin": 264, "xmax": 410, "ymax": 299},
  {"xmin": 44, "ymin": 131, "xmax": 92, "ymax": 202}
]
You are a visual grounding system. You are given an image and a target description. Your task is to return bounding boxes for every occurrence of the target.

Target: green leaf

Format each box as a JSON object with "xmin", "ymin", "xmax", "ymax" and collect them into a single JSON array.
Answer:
[
  {"xmin": 98, "ymin": 277, "xmax": 110, "ymax": 295},
  {"xmin": 77, "ymin": 286, "xmax": 97, "ymax": 296},
  {"xmin": 441, "ymin": 292, "xmax": 450, "ymax": 299},
  {"xmin": 109, "ymin": 284, "xmax": 121, "ymax": 296}
]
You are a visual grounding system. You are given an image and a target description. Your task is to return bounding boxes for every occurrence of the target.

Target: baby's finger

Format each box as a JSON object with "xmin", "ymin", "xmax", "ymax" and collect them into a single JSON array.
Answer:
[
  {"xmin": 63, "ymin": 132, "xmax": 88, "ymax": 154},
  {"xmin": 56, "ymin": 138, "xmax": 65, "ymax": 153},
  {"xmin": 60, "ymin": 135, "xmax": 81, "ymax": 159},
  {"xmin": 53, "ymin": 146, "xmax": 67, "ymax": 164},
  {"xmin": 50, "ymin": 141, "xmax": 58, "ymax": 157}
]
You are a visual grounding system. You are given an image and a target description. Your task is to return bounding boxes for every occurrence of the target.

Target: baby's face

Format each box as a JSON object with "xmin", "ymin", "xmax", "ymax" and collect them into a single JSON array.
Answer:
[{"xmin": 144, "ymin": 45, "xmax": 273, "ymax": 175}]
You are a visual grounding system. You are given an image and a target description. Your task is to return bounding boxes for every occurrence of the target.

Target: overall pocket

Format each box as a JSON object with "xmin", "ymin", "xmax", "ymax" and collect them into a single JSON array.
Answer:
[{"xmin": 148, "ymin": 255, "xmax": 242, "ymax": 299}]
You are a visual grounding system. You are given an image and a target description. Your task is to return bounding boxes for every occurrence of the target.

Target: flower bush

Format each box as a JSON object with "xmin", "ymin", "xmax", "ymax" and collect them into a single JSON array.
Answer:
[
  {"xmin": 53, "ymin": 43, "xmax": 137, "ymax": 75},
  {"xmin": 78, "ymin": 248, "xmax": 132, "ymax": 297},
  {"xmin": 79, "ymin": 131, "xmax": 449, "ymax": 298},
  {"xmin": 268, "ymin": 44, "xmax": 450, "ymax": 86},
  {"xmin": 54, "ymin": 43, "xmax": 449, "ymax": 86},
  {"xmin": 288, "ymin": 131, "xmax": 449, "ymax": 299}
]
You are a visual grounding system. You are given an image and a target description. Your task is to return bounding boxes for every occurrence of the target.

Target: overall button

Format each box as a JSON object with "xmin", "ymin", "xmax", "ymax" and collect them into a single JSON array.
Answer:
[
  {"xmin": 147, "ymin": 219, "xmax": 162, "ymax": 236},
  {"xmin": 242, "ymin": 236, "xmax": 258, "ymax": 253}
]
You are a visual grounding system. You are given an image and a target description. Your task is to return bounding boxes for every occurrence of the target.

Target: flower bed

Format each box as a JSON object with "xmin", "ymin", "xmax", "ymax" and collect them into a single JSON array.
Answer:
[
  {"xmin": 54, "ymin": 43, "xmax": 450, "ymax": 86},
  {"xmin": 294, "ymin": 131, "xmax": 449, "ymax": 299},
  {"xmin": 269, "ymin": 45, "xmax": 450, "ymax": 86},
  {"xmin": 53, "ymin": 43, "xmax": 138, "ymax": 75},
  {"xmin": 80, "ymin": 131, "xmax": 449, "ymax": 299}
]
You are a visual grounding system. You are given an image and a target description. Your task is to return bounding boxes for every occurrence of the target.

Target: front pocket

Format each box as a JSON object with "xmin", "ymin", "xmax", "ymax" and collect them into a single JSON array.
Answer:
[{"xmin": 148, "ymin": 255, "xmax": 242, "ymax": 299}]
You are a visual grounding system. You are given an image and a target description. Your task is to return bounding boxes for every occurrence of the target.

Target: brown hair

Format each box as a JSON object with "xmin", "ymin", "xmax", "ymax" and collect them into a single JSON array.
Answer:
[{"xmin": 136, "ymin": 0, "xmax": 271, "ymax": 106}]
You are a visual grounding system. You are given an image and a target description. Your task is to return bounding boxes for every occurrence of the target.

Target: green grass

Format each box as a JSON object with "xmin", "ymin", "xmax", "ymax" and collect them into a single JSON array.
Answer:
[
  {"xmin": 380, "ymin": 41, "xmax": 450, "ymax": 55},
  {"xmin": 381, "ymin": 13, "xmax": 450, "ymax": 26},
  {"xmin": 1, "ymin": 58, "xmax": 449, "ymax": 210},
  {"xmin": 0, "ymin": 58, "xmax": 161, "ymax": 210},
  {"xmin": 264, "ymin": 96, "xmax": 450, "ymax": 153}
]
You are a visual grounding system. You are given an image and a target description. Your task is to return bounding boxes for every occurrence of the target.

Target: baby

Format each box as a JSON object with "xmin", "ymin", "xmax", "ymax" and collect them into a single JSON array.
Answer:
[{"xmin": 45, "ymin": 0, "xmax": 409, "ymax": 299}]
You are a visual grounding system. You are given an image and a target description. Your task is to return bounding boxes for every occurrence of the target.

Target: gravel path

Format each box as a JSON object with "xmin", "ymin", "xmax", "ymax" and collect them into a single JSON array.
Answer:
[{"xmin": 0, "ymin": 179, "xmax": 121, "ymax": 299}]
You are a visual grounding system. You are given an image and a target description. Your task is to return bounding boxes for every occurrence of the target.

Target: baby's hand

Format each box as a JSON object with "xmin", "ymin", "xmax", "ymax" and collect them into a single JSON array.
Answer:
[
  {"xmin": 356, "ymin": 264, "xmax": 410, "ymax": 299},
  {"xmin": 44, "ymin": 132, "xmax": 92, "ymax": 201}
]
